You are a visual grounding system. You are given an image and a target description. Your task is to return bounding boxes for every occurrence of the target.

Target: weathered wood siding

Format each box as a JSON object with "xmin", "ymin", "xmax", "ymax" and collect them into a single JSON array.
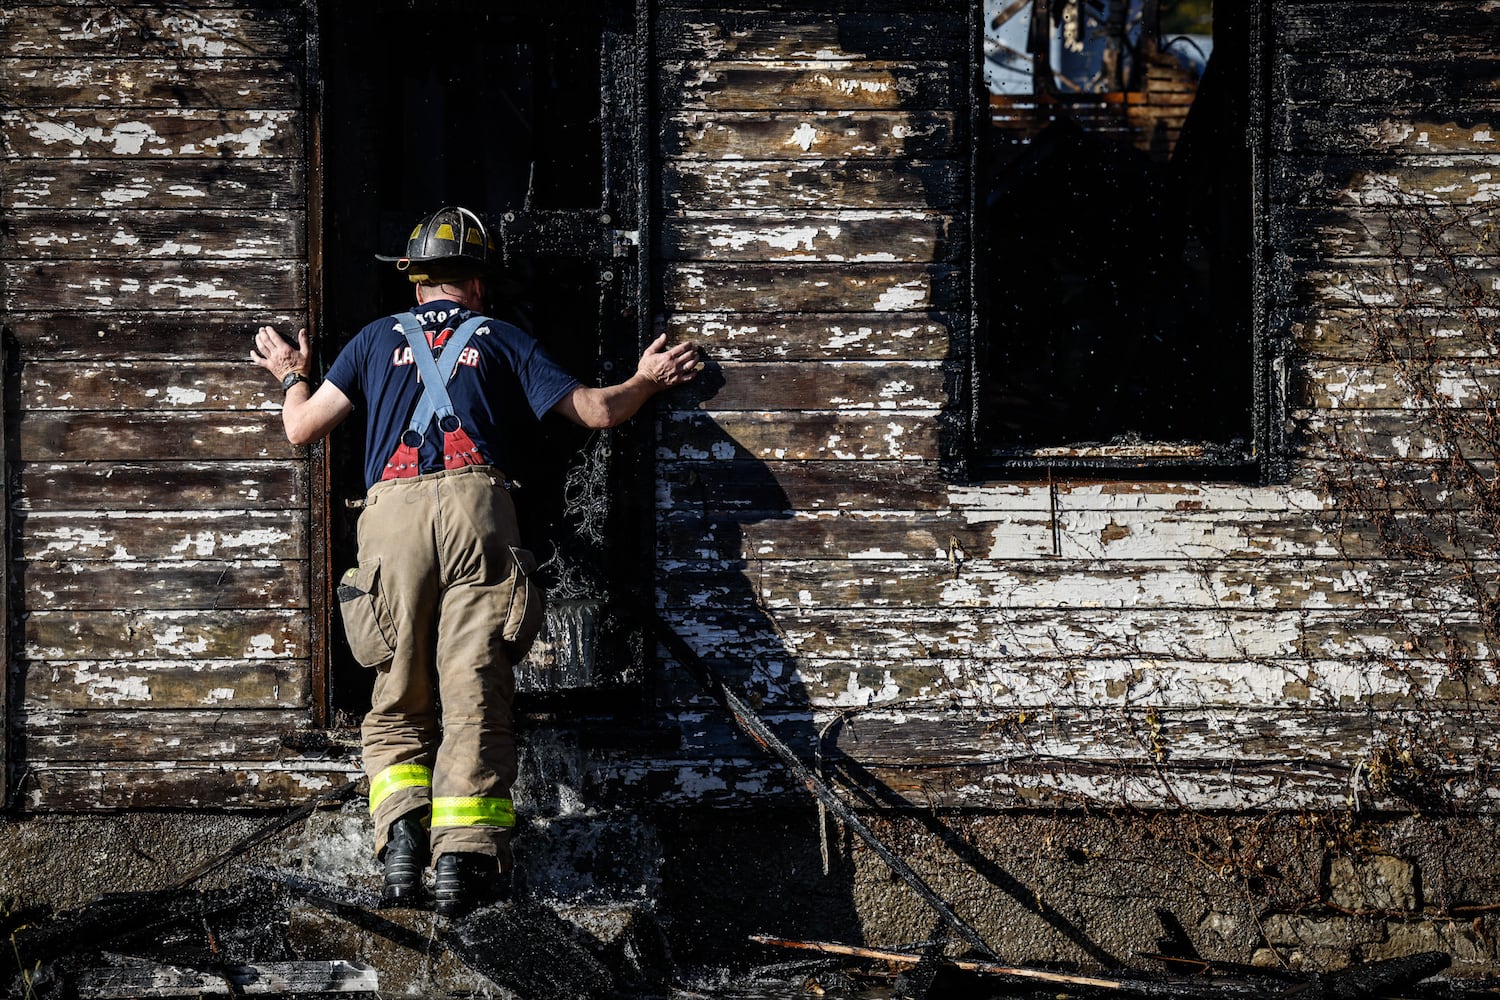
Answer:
[
  {"xmin": 646, "ymin": 1, "xmax": 1500, "ymax": 812},
  {"xmin": 0, "ymin": 2, "xmax": 344, "ymax": 808},
  {"xmin": 3, "ymin": 0, "xmax": 1494, "ymax": 817}
]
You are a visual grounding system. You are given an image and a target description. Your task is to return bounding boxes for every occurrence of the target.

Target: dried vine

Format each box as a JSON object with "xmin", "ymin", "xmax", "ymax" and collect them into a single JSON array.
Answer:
[{"xmin": 1314, "ymin": 176, "xmax": 1500, "ymax": 812}]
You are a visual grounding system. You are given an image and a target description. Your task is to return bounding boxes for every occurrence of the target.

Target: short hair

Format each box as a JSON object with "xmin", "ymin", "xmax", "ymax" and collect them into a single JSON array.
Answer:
[{"xmin": 407, "ymin": 259, "xmax": 485, "ymax": 286}]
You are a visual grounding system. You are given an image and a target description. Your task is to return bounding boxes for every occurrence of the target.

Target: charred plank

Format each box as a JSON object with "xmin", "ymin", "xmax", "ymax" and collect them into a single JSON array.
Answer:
[
  {"xmin": 659, "ymin": 459, "xmax": 947, "ymax": 510},
  {"xmin": 3, "ymin": 260, "xmax": 305, "ymax": 311},
  {"xmin": 0, "ymin": 6, "xmax": 302, "ymax": 59},
  {"xmin": 4, "ymin": 210, "xmax": 304, "ymax": 261},
  {"xmin": 656, "ymin": 10, "xmax": 966, "ymax": 62},
  {"xmin": 20, "ymin": 659, "xmax": 309, "ymax": 710},
  {"xmin": 664, "ymin": 262, "xmax": 960, "ymax": 312},
  {"xmin": 3, "ymin": 159, "xmax": 305, "ymax": 211},
  {"xmin": 659, "ymin": 410, "xmax": 942, "ymax": 462},
  {"xmin": 13, "ymin": 462, "xmax": 305, "ymax": 511},
  {"xmin": 21, "ymin": 763, "xmax": 357, "ymax": 811},
  {"xmin": 660, "ymin": 60, "xmax": 961, "ymax": 111},
  {"xmin": 16, "ymin": 412, "xmax": 300, "ymax": 462},
  {"xmin": 664, "ymin": 159, "xmax": 964, "ymax": 211},
  {"xmin": 1, "ymin": 109, "xmax": 303, "ymax": 159},
  {"xmin": 663, "ymin": 110, "xmax": 957, "ymax": 160},
  {"xmin": 666, "ymin": 361, "xmax": 950, "ymax": 411},
  {"xmin": 25, "ymin": 608, "xmax": 304, "ymax": 661},
  {"xmin": 20, "ymin": 561, "xmax": 306, "ymax": 610},
  {"xmin": 661, "ymin": 212, "xmax": 958, "ymax": 264},
  {"xmin": 0, "ymin": 57, "xmax": 301, "ymax": 109},
  {"xmin": 21, "ymin": 708, "xmax": 308, "ymax": 762}
]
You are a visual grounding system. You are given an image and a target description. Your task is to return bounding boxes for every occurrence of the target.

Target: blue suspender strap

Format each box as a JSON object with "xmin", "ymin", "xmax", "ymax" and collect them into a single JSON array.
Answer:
[{"xmin": 394, "ymin": 313, "xmax": 487, "ymax": 439}]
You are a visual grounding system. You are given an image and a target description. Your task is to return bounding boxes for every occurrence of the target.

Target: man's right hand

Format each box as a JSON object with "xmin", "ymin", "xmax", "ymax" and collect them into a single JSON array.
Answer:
[{"xmin": 251, "ymin": 325, "xmax": 312, "ymax": 383}]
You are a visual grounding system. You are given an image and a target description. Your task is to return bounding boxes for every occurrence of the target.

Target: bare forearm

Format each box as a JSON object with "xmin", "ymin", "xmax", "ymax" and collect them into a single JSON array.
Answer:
[
  {"xmin": 563, "ymin": 375, "xmax": 661, "ymax": 429},
  {"xmin": 281, "ymin": 383, "xmax": 320, "ymax": 444},
  {"xmin": 279, "ymin": 381, "xmax": 353, "ymax": 444},
  {"xmin": 552, "ymin": 332, "xmax": 701, "ymax": 429}
]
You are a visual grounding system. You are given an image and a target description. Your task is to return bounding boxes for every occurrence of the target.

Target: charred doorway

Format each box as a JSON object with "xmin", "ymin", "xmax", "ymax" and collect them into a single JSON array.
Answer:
[{"xmin": 317, "ymin": 1, "xmax": 648, "ymax": 724}]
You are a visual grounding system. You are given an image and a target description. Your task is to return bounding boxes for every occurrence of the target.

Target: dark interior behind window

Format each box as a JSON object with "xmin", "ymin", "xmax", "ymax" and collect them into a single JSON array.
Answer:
[{"xmin": 977, "ymin": 0, "xmax": 1256, "ymax": 474}]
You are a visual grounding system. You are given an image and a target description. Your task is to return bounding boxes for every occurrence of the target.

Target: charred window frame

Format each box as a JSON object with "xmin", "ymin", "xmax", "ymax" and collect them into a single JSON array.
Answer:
[{"xmin": 969, "ymin": 0, "xmax": 1278, "ymax": 479}]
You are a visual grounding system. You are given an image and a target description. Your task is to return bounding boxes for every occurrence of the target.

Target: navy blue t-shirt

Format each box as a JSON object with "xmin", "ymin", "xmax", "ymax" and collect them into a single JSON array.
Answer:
[{"xmin": 325, "ymin": 300, "xmax": 581, "ymax": 490}]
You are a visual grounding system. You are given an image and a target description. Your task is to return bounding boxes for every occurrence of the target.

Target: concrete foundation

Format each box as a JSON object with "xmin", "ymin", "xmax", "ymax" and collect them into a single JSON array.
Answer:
[{"xmin": 4, "ymin": 804, "xmax": 1500, "ymax": 994}]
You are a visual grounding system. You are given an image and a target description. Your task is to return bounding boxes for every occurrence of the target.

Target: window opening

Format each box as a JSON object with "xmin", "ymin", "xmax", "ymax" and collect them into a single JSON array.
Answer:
[{"xmin": 977, "ymin": 0, "xmax": 1256, "ymax": 473}]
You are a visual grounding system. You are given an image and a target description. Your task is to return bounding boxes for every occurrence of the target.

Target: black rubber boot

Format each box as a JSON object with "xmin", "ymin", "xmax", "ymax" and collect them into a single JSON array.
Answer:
[
  {"xmin": 379, "ymin": 810, "xmax": 430, "ymax": 907},
  {"xmin": 433, "ymin": 852, "xmax": 504, "ymax": 918}
]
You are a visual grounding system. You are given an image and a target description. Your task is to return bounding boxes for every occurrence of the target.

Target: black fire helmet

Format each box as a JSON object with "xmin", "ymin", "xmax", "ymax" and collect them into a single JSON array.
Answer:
[{"xmin": 375, "ymin": 205, "xmax": 495, "ymax": 283}]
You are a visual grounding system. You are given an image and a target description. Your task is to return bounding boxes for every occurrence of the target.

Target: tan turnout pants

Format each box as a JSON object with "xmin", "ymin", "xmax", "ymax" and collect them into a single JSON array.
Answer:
[{"xmin": 340, "ymin": 464, "xmax": 543, "ymax": 865}]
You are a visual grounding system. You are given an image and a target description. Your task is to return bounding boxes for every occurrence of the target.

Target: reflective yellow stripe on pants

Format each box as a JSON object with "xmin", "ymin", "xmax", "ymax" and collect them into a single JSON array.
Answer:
[
  {"xmin": 432, "ymin": 796, "xmax": 515, "ymax": 829},
  {"xmin": 369, "ymin": 763, "xmax": 433, "ymax": 814}
]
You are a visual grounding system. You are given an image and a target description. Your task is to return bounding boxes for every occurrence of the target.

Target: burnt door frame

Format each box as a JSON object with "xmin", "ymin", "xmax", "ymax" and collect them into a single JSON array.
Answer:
[
  {"xmin": 307, "ymin": 0, "xmax": 655, "ymax": 725},
  {"xmin": 1, "ymin": 335, "xmax": 8, "ymax": 802}
]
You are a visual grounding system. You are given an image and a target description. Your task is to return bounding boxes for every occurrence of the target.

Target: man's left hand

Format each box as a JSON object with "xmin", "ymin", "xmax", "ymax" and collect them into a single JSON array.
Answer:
[{"xmin": 639, "ymin": 333, "xmax": 702, "ymax": 387}]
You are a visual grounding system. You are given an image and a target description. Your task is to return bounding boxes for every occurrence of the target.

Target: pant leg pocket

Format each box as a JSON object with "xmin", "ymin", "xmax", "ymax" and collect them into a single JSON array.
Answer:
[
  {"xmin": 501, "ymin": 546, "xmax": 545, "ymax": 664},
  {"xmin": 338, "ymin": 561, "xmax": 397, "ymax": 669}
]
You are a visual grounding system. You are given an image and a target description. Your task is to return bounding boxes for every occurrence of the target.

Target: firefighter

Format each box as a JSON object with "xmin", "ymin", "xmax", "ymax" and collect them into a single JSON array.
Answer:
[{"xmin": 251, "ymin": 206, "xmax": 700, "ymax": 916}]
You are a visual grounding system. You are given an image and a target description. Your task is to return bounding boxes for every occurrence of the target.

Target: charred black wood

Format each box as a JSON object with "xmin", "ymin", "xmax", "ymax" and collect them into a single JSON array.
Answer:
[
  {"xmin": 649, "ymin": 611, "xmax": 999, "ymax": 959},
  {"xmin": 199, "ymin": 916, "xmax": 245, "ymax": 999},
  {"xmin": 250, "ymin": 866, "xmax": 430, "ymax": 957},
  {"xmin": 893, "ymin": 933, "xmax": 949, "ymax": 999},
  {"xmin": 9, "ymin": 886, "xmax": 265, "ymax": 972},
  {"xmin": 170, "ymin": 779, "xmax": 360, "ymax": 889},
  {"xmin": 749, "ymin": 936, "xmax": 1463, "ymax": 999},
  {"xmin": 74, "ymin": 958, "xmax": 378, "ymax": 998},
  {"xmin": 277, "ymin": 729, "xmax": 361, "ymax": 755},
  {"xmin": 1141, "ymin": 953, "xmax": 1305, "ymax": 985},
  {"xmin": 752, "ymin": 936, "xmax": 1219, "ymax": 995},
  {"xmin": 1299, "ymin": 951, "xmax": 1452, "ymax": 1000},
  {"xmin": 260, "ymin": 866, "xmax": 616, "ymax": 1000},
  {"xmin": 448, "ymin": 902, "xmax": 616, "ymax": 1000}
]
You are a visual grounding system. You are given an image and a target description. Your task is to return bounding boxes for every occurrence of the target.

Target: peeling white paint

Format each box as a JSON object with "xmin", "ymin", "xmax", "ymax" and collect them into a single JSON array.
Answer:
[
  {"xmin": 874, "ymin": 281, "xmax": 925, "ymax": 311},
  {"xmin": 146, "ymin": 240, "xmax": 205, "ymax": 257},
  {"xmin": 76, "ymin": 668, "xmax": 151, "ymax": 705},
  {"xmin": 101, "ymin": 184, "xmax": 152, "ymax": 205},
  {"xmin": 220, "ymin": 528, "xmax": 291, "ymax": 550},
  {"xmin": 149, "ymin": 280, "xmax": 238, "ymax": 301},
  {"xmin": 786, "ymin": 122, "xmax": 820, "ymax": 152},
  {"xmin": 164, "ymin": 386, "xmax": 209, "ymax": 406},
  {"xmin": 151, "ymin": 625, "xmax": 210, "ymax": 657},
  {"xmin": 198, "ymin": 113, "xmax": 281, "ymax": 156}
]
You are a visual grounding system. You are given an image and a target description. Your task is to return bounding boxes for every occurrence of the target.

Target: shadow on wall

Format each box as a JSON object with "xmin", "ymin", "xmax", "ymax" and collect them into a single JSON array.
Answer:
[{"xmin": 652, "ymin": 361, "xmax": 868, "ymax": 964}]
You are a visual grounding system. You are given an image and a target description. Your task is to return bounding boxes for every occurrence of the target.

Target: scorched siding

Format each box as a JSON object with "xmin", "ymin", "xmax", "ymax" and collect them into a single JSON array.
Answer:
[
  {"xmin": 645, "ymin": 0, "xmax": 1500, "ymax": 812},
  {"xmin": 0, "ymin": 1, "xmax": 337, "ymax": 810}
]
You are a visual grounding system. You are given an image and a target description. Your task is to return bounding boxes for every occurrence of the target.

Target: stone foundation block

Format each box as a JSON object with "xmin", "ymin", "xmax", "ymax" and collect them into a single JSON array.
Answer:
[{"xmin": 1327, "ymin": 855, "xmax": 1420, "ymax": 913}]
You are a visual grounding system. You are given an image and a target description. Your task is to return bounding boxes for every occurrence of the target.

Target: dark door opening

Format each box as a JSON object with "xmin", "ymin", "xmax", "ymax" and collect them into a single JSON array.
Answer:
[{"xmin": 318, "ymin": 2, "xmax": 643, "ymax": 724}]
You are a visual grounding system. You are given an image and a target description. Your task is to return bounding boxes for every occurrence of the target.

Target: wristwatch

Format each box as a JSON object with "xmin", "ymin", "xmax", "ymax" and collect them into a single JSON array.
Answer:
[{"xmin": 281, "ymin": 371, "xmax": 311, "ymax": 393}]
